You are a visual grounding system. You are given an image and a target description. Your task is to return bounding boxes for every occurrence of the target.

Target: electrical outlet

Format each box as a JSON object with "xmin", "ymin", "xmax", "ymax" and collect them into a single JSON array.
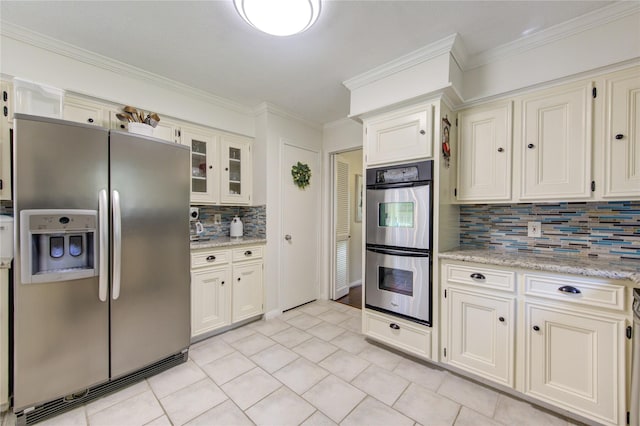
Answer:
[
  {"xmin": 528, "ymin": 221, "xmax": 541, "ymax": 238},
  {"xmin": 214, "ymin": 214, "xmax": 222, "ymax": 224}
]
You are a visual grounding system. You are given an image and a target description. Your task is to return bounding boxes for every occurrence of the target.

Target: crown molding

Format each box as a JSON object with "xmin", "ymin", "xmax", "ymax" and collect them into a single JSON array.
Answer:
[
  {"xmin": 0, "ymin": 21, "xmax": 254, "ymax": 115},
  {"xmin": 467, "ymin": 2, "xmax": 640, "ymax": 70},
  {"xmin": 322, "ymin": 117, "xmax": 360, "ymax": 130},
  {"xmin": 343, "ymin": 33, "xmax": 462, "ymax": 91},
  {"xmin": 253, "ymin": 102, "xmax": 322, "ymax": 131}
]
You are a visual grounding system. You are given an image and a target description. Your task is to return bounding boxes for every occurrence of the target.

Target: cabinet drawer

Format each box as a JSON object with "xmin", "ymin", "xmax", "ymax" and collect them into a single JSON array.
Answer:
[
  {"xmin": 232, "ymin": 246, "xmax": 264, "ymax": 262},
  {"xmin": 191, "ymin": 249, "xmax": 231, "ymax": 269},
  {"xmin": 523, "ymin": 274, "xmax": 626, "ymax": 311},
  {"xmin": 364, "ymin": 310, "xmax": 431, "ymax": 359},
  {"xmin": 445, "ymin": 263, "xmax": 515, "ymax": 292}
]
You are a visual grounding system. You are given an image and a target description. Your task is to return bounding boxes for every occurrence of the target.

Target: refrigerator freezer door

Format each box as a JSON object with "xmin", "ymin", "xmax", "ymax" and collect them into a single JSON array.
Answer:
[
  {"xmin": 109, "ymin": 131, "xmax": 191, "ymax": 378},
  {"xmin": 12, "ymin": 115, "xmax": 110, "ymax": 410}
]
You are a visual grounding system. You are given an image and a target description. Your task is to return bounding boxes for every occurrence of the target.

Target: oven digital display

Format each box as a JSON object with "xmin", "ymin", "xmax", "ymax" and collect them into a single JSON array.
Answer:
[
  {"xmin": 375, "ymin": 166, "xmax": 419, "ymax": 184},
  {"xmin": 379, "ymin": 202, "xmax": 414, "ymax": 228},
  {"xmin": 378, "ymin": 266, "xmax": 413, "ymax": 296}
]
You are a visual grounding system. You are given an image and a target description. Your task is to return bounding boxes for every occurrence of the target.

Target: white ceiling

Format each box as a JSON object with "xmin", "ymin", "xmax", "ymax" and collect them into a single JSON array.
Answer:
[{"xmin": 0, "ymin": 0, "xmax": 614, "ymax": 125}]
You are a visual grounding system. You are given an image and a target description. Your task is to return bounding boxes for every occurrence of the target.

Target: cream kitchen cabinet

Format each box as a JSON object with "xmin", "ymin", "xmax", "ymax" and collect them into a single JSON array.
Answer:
[
  {"xmin": 603, "ymin": 67, "xmax": 640, "ymax": 199},
  {"xmin": 440, "ymin": 259, "xmax": 631, "ymax": 426},
  {"xmin": 220, "ymin": 133, "xmax": 252, "ymax": 205},
  {"xmin": 442, "ymin": 263, "xmax": 516, "ymax": 386},
  {"xmin": 364, "ymin": 102, "xmax": 433, "ymax": 166},
  {"xmin": 456, "ymin": 101, "xmax": 512, "ymax": 202},
  {"xmin": 63, "ymin": 95, "xmax": 109, "ymax": 127},
  {"xmin": 191, "ymin": 244, "xmax": 264, "ymax": 340},
  {"xmin": 520, "ymin": 81, "xmax": 593, "ymax": 200},
  {"xmin": 522, "ymin": 273, "xmax": 628, "ymax": 426},
  {"xmin": 183, "ymin": 125, "xmax": 219, "ymax": 204},
  {"xmin": 363, "ymin": 309, "xmax": 433, "ymax": 360},
  {"xmin": 191, "ymin": 264, "xmax": 231, "ymax": 337},
  {"xmin": 153, "ymin": 118, "xmax": 183, "ymax": 144},
  {"xmin": 0, "ymin": 80, "xmax": 12, "ymax": 201}
]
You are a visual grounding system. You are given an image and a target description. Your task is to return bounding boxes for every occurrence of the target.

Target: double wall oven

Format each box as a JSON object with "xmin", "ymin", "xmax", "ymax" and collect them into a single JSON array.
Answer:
[{"xmin": 365, "ymin": 160, "xmax": 433, "ymax": 325}]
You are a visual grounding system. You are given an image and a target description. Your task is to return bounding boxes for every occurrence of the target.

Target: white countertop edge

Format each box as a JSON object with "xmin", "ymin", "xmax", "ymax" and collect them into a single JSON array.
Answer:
[
  {"xmin": 438, "ymin": 249, "xmax": 640, "ymax": 285},
  {"xmin": 190, "ymin": 237, "xmax": 267, "ymax": 250}
]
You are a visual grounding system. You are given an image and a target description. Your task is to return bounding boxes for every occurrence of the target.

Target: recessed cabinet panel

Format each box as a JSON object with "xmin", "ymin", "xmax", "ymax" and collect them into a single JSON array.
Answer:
[
  {"xmin": 525, "ymin": 303, "xmax": 621, "ymax": 425},
  {"xmin": 232, "ymin": 262, "xmax": 263, "ymax": 323},
  {"xmin": 457, "ymin": 102, "xmax": 512, "ymax": 201},
  {"xmin": 448, "ymin": 288, "xmax": 514, "ymax": 386},
  {"xmin": 604, "ymin": 69, "xmax": 640, "ymax": 198},
  {"xmin": 365, "ymin": 104, "xmax": 433, "ymax": 166},
  {"xmin": 63, "ymin": 97, "xmax": 105, "ymax": 127},
  {"xmin": 521, "ymin": 83, "xmax": 592, "ymax": 200},
  {"xmin": 191, "ymin": 267, "xmax": 231, "ymax": 337}
]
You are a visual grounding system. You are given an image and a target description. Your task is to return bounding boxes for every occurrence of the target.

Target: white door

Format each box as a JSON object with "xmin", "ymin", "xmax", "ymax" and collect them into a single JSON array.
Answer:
[
  {"xmin": 281, "ymin": 143, "xmax": 321, "ymax": 311},
  {"xmin": 333, "ymin": 157, "xmax": 350, "ymax": 300}
]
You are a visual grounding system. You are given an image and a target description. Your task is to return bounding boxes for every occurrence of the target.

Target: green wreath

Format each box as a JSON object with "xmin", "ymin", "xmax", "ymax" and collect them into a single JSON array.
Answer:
[{"xmin": 291, "ymin": 162, "xmax": 311, "ymax": 189}]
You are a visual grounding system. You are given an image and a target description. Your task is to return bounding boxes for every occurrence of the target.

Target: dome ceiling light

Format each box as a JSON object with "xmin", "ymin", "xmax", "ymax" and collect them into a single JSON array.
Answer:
[{"xmin": 234, "ymin": 0, "xmax": 321, "ymax": 37}]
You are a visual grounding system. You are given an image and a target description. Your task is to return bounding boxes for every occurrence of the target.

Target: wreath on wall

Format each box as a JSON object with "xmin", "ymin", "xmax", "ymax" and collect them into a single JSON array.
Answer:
[{"xmin": 291, "ymin": 162, "xmax": 312, "ymax": 189}]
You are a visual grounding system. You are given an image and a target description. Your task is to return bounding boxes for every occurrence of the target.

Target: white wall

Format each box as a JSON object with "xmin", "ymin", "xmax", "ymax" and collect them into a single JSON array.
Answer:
[
  {"xmin": 321, "ymin": 118, "xmax": 363, "ymax": 299},
  {"xmin": 0, "ymin": 32, "xmax": 255, "ymax": 136},
  {"xmin": 255, "ymin": 104, "xmax": 323, "ymax": 317}
]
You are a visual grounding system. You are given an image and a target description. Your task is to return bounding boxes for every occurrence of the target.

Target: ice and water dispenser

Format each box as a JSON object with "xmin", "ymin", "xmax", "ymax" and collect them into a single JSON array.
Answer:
[{"xmin": 20, "ymin": 210, "xmax": 98, "ymax": 284}]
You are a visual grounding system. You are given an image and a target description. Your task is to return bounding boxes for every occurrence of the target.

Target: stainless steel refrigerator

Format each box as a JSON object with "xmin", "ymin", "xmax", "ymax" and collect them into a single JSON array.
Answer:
[{"xmin": 11, "ymin": 114, "xmax": 191, "ymax": 422}]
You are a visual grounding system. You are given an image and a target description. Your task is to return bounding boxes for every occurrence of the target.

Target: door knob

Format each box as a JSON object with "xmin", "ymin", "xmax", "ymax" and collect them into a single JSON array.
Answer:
[{"xmin": 285, "ymin": 234, "xmax": 292, "ymax": 241}]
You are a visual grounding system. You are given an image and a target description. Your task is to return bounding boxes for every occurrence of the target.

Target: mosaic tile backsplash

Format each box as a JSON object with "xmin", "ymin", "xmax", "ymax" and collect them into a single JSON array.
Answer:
[
  {"xmin": 460, "ymin": 201, "xmax": 640, "ymax": 260},
  {"xmin": 190, "ymin": 205, "xmax": 266, "ymax": 240}
]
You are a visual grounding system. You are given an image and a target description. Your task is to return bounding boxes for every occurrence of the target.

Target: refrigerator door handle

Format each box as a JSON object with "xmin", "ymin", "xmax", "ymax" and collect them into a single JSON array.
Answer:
[
  {"xmin": 112, "ymin": 190, "xmax": 122, "ymax": 300},
  {"xmin": 98, "ymin": 189, "xmax": 108, "ymax": 302}
]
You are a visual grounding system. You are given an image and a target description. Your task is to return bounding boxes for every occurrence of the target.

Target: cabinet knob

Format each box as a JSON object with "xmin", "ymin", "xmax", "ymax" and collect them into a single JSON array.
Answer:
[
  {"xmin": 499, "ymin": 317, "xmax": 505, "ymax": 322},
  {"xmin": 120, "ymin": 124, "xmax": 125, "ymax": 129},
  {"xmin": 389, "ymin": 323, "xmax": 400, "ymax": 330},
  {"xmin": 2, "ymin": 91, "xmax": 7, "ymax": 102},
  {"xmin": 558, "ymin": 285, "xmax": 581, "ymax": 294},
  {"xmin": 419, "ymin": 130, "xmax": 426, "ymax": 135},
  {"xmin": 470, "ymin": 273, "xmax": 486, "ymax": 281},
  {"xmin": 497, "ymin": 147, "xmax": 504, "ymax": 153},
  {"xmin": 206, "ymin": 255, "xmax": 216, "ymax": 262},
  {"xmin": 221, "ymin": 281, "xmax": 225, "ymax": 285},
  {"xmin": 244, "ymin": 250, "xmax": 252, "ymax": 256},
  {"xmin": 225, "ymin": 167, "xmax": 229, "ymax": 171},
  {"xmin": 237, "ymin": 277, "xmax": 241, "ymax": 282},
  {"xmin": 208, "ymin": 165, "xmax": 213, "ymax": 169},
  {"xmin": 615, "ymin": 134, "xmax": 624, "ymax": 140},
  {"xmin": 87, "ymin": 118, "xmax": 94, "ymax": 123},
  {"xmin": 533, "ymin": 325, "xmax": 540, "ymax": 331},
  {"xmin": 527, "ymin": 143, "xmax": 535, "ymax": 149}
]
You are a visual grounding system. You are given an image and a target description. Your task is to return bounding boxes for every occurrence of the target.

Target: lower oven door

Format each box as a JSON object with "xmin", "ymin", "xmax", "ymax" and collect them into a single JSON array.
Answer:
[{"xmin": 365, "ymin": 246, "xmax": 431, "ymax": 325}]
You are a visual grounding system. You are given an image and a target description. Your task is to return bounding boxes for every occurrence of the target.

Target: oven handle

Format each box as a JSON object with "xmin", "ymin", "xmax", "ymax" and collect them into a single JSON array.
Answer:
[
  {"xmin": 366, "ymin": 246, "xmax": 430, "ymax": 257},
  {"xmin": 367, "ymin": 181, "xmax": 430, "ymax": 190}
]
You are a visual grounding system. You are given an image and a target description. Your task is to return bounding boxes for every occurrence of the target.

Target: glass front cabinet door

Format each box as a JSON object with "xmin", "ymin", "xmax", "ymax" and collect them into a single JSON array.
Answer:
[
  {"xmin": 183, "ymin": 126, "xmax": 219, "ymax": 204},
  {"xmin": 220, "ymin": 134, "xmax": 252, "ymax": 205}
]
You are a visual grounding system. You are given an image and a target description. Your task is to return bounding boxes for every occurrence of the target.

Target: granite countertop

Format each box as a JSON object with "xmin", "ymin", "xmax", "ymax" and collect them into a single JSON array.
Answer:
[
  {"xmin": 190, "ymin": 237, "xmax": 267, "ymax": 250},
  {"xmin": 439, "ymin": 248, "xmax": 640, "ymax": 285}
]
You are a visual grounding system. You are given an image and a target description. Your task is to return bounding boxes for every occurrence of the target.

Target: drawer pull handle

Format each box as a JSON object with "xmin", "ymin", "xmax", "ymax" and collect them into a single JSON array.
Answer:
[
  {"xmin": 558, "ymin": 285, "xmax": 581, "ymax": 294},
  {"xmin": 206, "ymin": 255, "xmax": 216, "ymax": 262},
  {"xmin": 533, "ymin": 325, "xmax": 540, "ymax": 331},
  {"xmin": 244, "ymin": 250, "xmax": 252, "ymax": 256},
  {"xmin": 470, "ymin": 273, "xmax": 486, "ymax": 281},
  {"xmin": 389, "ymin": 323, "xmax": 400, "ymax": 330},
  {"xmin": 615, "ymin": 134, "xmax": 624, "ymax": 140},
  {"xmin": 498, "ymin": 317, "xmax": 505, "ymax": 322}
]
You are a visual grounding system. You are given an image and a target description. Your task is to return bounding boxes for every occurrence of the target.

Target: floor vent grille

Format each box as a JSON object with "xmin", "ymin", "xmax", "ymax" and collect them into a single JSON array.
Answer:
[{"xmin": 15, "ymin": 351, "xmax": 188, "ymax": 426}]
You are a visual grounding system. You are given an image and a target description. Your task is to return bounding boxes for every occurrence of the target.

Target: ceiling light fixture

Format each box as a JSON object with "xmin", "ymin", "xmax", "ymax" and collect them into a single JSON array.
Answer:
[{"xmin": 234, "ymin": 0, "xmax": 321, "ymax": 37}]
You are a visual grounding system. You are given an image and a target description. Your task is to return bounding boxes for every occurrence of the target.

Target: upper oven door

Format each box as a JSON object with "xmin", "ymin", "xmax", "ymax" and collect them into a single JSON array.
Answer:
[{"xmin": 366, "ymin": 183, "xmax": 431, "ymax": 250}]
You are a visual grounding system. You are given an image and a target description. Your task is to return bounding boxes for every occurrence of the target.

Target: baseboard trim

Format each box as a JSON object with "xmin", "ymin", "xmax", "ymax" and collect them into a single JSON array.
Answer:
[{"xmin": 349, "ymin": 280, "xmax": 362, "ymax": 288}]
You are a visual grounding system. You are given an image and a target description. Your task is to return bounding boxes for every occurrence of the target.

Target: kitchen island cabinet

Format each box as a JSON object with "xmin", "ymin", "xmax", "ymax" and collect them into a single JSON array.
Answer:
[{"xmin": 190, "ymin": 242, "xmax": 264, "ymax": 341}]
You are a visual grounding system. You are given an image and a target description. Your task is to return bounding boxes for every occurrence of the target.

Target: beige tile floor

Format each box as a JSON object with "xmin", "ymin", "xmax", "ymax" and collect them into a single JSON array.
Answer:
[{"xmin": 1, "ymin": 300, "xmax": 579, "ymax": 426}]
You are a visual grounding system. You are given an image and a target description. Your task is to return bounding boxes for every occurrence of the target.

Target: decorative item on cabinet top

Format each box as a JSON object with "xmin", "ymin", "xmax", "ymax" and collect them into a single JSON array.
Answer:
[{"xmin": 115, "ymin": 106, "xmax": 160, "ymax": 136}]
